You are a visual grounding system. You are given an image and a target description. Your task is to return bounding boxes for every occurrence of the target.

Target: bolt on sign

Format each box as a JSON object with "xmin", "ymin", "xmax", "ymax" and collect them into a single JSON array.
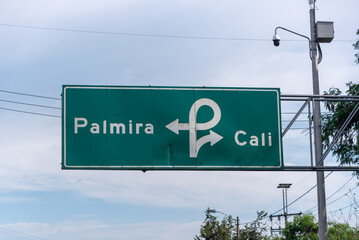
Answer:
[{"xmin": 62, "ymin": 86, "xmax": 283, "ymax": 170}]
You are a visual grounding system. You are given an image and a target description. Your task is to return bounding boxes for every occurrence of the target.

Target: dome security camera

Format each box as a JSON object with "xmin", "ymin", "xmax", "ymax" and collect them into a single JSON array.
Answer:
[{"xmin": 272, "ymin": 34, "xmax": 280, "ymax": 47}]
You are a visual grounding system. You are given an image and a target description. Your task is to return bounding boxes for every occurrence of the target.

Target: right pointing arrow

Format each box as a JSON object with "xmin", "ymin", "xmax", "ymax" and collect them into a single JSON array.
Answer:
[
  {"xmin": 196, "ymin": 130, "xmax": 223, "ymax": 153},
  {"xmin": 209, "ymin": 130, "xmax": 223, "ymax": 146}
]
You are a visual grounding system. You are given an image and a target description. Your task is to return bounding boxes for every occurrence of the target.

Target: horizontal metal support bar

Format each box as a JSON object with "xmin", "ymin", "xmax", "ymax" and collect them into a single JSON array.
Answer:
[
  {"xmin": 134, "ymin": 166, "xmax": 359, "ymax": 172},
  {"xmin": 282, "ymin": 97, "xmax": 359, "ymax": 102},
  {"xmin": 270, "ymin": 212, "xmax": 302, "ymax": 218},
  {"xmin": 283, "ymin": 166, "xmax": 359, "ymax": 171},
  {"xmin": 281, "ymin": 94, "xmax": 359, "ymax": 99}
]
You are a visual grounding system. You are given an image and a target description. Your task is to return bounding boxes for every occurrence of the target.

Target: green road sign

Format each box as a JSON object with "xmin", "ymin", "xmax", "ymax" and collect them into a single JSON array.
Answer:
[{"xmin": 62, "ymin": 86, "xmax": 283, "ymax": 170}]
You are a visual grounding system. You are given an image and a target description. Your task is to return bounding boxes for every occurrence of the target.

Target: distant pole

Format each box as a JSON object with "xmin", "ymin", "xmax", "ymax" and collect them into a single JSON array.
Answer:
[
  {"xmin": 282, "ymin": 188, "xmax": 286, "ymax": 226},
  {"xmin": 236, "ymin": 216, "xmax": 240, "ymax": 240},
  {"xmin": 210, "ymin": 209, "xmax": 239, "ymax": 239},
  {"xmin": 285, "ymin": 187, "xmax": 288, "ymax": 226},
  {"xmin": 309, "ymin": 1, "xmax": 328, "ymax": 239},
  {"xmin": 277, "ymin": 183, "xmax": 291, "ymax": 228}
]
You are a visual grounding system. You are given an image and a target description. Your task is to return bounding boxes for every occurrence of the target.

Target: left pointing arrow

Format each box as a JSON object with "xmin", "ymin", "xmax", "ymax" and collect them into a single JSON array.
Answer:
[{"xmin": 166, "ymin": 119, "xmax": 190, "ymax": 135}]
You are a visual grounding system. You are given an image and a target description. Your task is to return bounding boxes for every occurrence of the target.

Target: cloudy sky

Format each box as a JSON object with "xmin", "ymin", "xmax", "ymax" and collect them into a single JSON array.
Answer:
[{"xmin": 0, "ymin": 0, "xmax": 359, "ymax": 239}]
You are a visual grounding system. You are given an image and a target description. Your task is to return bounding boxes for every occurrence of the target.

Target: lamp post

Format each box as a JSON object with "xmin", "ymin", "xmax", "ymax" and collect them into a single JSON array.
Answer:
[
  {"xmin": 272, "ymin": 1, "xmax": 333, "ymax": 239},
  {"xmin": 277, "ymin": 183, "xmax": 292, "ymax": 228},
  {"xmin": 209, "ymin": 209, "xmax": 239, "ymax": 240},
  {"xmin": 270, "ymin": 184, "xmax": 302, "ymax": 235}
]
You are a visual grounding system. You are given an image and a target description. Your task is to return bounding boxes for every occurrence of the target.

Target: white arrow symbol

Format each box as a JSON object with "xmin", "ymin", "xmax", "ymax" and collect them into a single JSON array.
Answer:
[
  {"xmin": 165, "ymin": 98, "xmax": 223, "ymax": 158},
  {"xmin": 165, "ymin": 119, "xmax": 189, "ymax": 135},
  {"xmin": 196, "ymin": 130, "xmax": 223, "ymax": 152}
]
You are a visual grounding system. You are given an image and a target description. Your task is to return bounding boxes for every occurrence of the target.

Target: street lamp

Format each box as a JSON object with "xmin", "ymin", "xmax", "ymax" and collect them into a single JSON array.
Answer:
[
  {"xmin": 273, "ymin": 1, "xmax": 334, "ymax": 240},
  {"xmin": 277, "ymin": 183, "xmax": 292, "ymax": 228},
  {"xmin": 270, "ymin": 184, "xmax": 301, "ymax": 235},
  {"xmin": 209, "ymin": 209, "xmax": 240, "ymax": 240}
]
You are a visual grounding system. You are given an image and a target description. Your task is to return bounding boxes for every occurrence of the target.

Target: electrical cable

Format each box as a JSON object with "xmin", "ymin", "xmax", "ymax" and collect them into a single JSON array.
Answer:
[
  {"xmin": 0, "ymin": 90, "xmax": 321, "ymax": 125},
  {"xmin": 282, "ymin": 111, "xmax": 331, "ymax": 115},
  {"xmin": 282, "ymin": 119, "xmax": 309, "ymax": 122},
  {"xmin": 0, "ymin": 89, "xmax": 61, "ymax": 100},
  {"xmin": 0, "ymin": 23, "xmax": 269, "ymax": 41},
  {"xmin": 0, "ymin": 107, "xmax": 61, "ymax": 118},
  {"xmin": 306, "ymin": 183, "xmax": 359, "ymax": 213},
  {"xmin": 328, "ymin": 185, "xmax": 359, "ymax": 207},
  {"xmin": 329, "ymin": 202, "xmax": 357, "ymax": 214},
  {"xmin": 0, "ymin": 231, "xmax": 24, "ymax": 240},
  {"xmin": 0, "ymin": 23, "xmax": 354, "ymax": 42},
  {"xmin": 317, "ymin": 42, "xmax": 323, "ymax": 64},
  {"xmin": 270, "ymin": 172, "xmax": 333, "ymax": 216},
  {"xmin": 326, "ymin": 176, "xmax": 355, "ymax": 201},
  {"xmin": 0, "ymin": 99, "xmax": 61, "ymax": 109},
  {"xmin": 0, "ymin": 227, "xmax": 47, "ymax": 240}
]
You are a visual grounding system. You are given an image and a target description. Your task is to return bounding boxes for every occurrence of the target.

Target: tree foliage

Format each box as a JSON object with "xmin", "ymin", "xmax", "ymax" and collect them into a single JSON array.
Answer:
[
  {"xmin": 195, "ymin": 209, "xmax": 359, "ymax": 240},
  {"xmin": 194, "ymin": 208, "xmax": 235, "ymax": 240},
  {"xmin": 194, "ymin": 209, "xmax": 269, "ymax": 240},
  {"xmin": 281, "ymin": 213, "xmax": 318, "ymax": 240},
  {"xmin": 322, "ymin": 82, "xmax": 359, "ymax": 172},
  {"xmin": 328, "ymin": 222, "xmax": 359, "ymax": 240},
  {"xmin": 239, "ymin": 210, "xmax": 268, "ymax": 240},
  {"xmin": 354, "ymin": 29, "xmax": 359, "ymax": 64},
  {"xmin": 321, "ymin": 29, "xmax": 359, "ymax": 171},
  {"xmin": 280, "ymin": 214, "xmax": 359, "ymax": 240}
]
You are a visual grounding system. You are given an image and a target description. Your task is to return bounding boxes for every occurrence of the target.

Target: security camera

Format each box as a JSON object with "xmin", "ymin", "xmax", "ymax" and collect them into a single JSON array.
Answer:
[{"xmin": 272, "ymin": 34, "xmax": 280, "ymax": 47}]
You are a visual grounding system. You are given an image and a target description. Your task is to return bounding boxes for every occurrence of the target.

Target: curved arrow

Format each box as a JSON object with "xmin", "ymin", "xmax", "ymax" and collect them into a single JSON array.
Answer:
[
  {"xmin": 165, "ymin": 98, "xmax": 222, "ymax": 158},
  {"xmin": 193, "ymin": 130, "xmax": 223, "ymax": 157}
]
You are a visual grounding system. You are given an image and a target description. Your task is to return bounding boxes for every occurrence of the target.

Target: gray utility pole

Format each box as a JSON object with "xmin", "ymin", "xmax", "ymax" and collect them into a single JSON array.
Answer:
[
  {"xmin": 273, "ymin": 1, "xmax": 334, "ymax": 238},
  {"xmin": 236, "ymin": 216, "xmax": 239, "ymax": 240},
  {"xmin": 309, "ymin": 2, "xmax": 328, "ymax": 239}
]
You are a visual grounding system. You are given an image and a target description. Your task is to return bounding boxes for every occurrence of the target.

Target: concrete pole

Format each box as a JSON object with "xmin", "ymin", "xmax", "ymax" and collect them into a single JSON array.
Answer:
[
  {"xmin": 285, "ymin": 188, "xmax": 288, "ymax": 227},
  {"xmin": 309, "ymin": 5, "xmax": 328, "ymax": 240},
  {"xmin": 236, "ymin": 216, "xmax": 239, "ymax": 240},
  {"xmin": 282, "ymin": 188, "xmax": 287, "ymax": 228}
]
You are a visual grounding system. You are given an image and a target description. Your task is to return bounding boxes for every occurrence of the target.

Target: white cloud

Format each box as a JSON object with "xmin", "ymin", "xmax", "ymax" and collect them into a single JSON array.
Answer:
[
  {"xmin": 0, "ymin": 1, "xmax": 358, "ymax": 238},
  {"xmin": 0, "ymin": 0, "xmax": 140, "ymax": 23},
  {"xmin": 0, "ymin": 111, "xmax": 309, "ymax": 215},
  {"xmin": 0, "ymin": 102, "xmax": 355, "ymax": 222},
  {"xmin": 0, "ymin": 220, "xmax": 201, "ymax": 240}
]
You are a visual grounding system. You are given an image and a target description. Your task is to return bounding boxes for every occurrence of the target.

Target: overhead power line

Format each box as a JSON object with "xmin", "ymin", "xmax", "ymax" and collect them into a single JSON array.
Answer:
[
  {"xmin": 0, "ymin": 23, "xmax": 354, "ymax": 42},
  {"xmin": 328, "ymin": 202, "xmax": 357, "ymax": 214},
  {"xmin": 306, "ymin": 182, "xmax": 359, "ymax": 213},
  {"xmin": 0, "ymin": 89, "xmax": 61, "ymax": 100},
  {"xmin": 326, "ymin": 176, "xmax": 355, "ymax": 201},
  {"xmin": 0, "ymin": 107, "xmax": 60, "ymax": 118},
  {"xmin": 327, "ymin": 185, "xmax": 359, "ymax": 207},
  {"xmin": 0, "ymin": 23, "xmax": 268, "ymax": 41},
  {"xmin": 0, "ymin": 90, "xmax": 326, "ymax": 127},
  {"xmin": 0, "ymin": 99, "xmax": 61, "ymax": 109},
  {"xmin": 270, "ymin": 172, "xmax": 333, "ymax": 216},
  {"xmin": 0, "ymin": 226, "xmax": 48, "ymax": 240}
]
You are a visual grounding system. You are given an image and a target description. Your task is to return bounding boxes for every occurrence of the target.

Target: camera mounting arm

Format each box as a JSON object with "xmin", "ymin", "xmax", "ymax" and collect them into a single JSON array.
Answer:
[
  {"xmin": 273, "ymin": 26, "xmax": 321, "ymax": 64},
  {"xmin": 274, "ymin": 27, "xmax": 311, "ymax": 43}
]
